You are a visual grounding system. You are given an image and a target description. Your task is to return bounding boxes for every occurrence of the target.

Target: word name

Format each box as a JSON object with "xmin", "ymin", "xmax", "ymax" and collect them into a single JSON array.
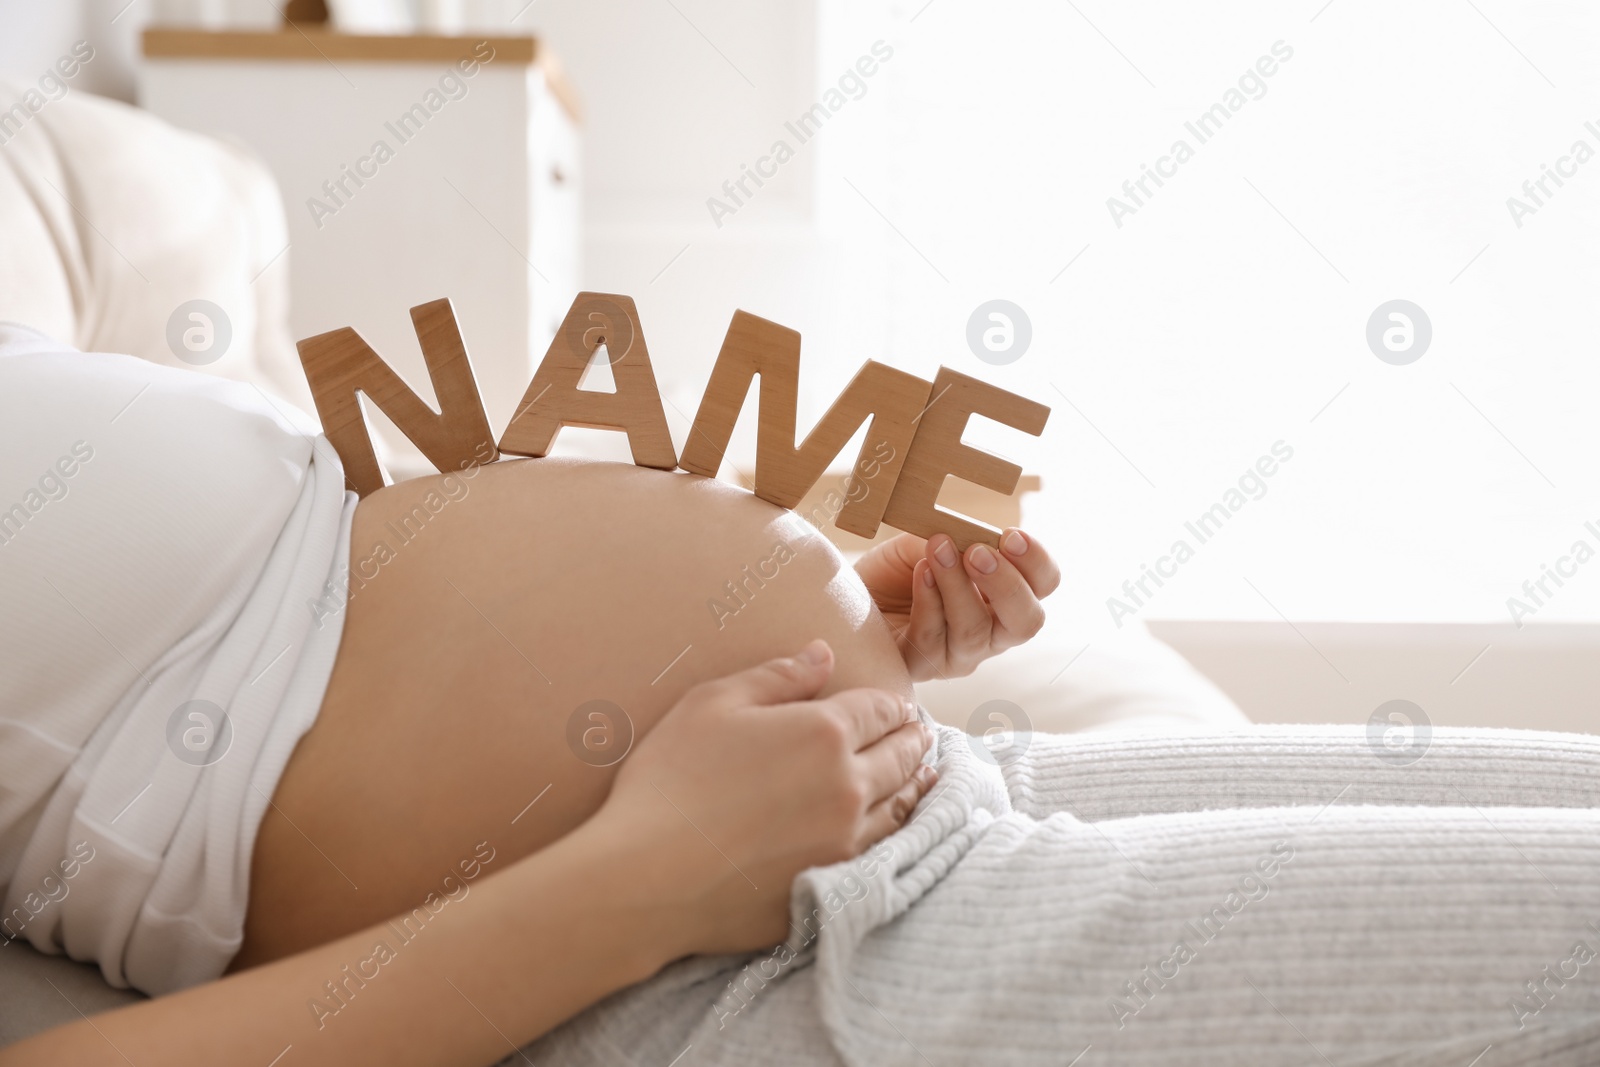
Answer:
[{"xmin": 297, "ymin": 294, "xmax": 1050, "ymax": 551}]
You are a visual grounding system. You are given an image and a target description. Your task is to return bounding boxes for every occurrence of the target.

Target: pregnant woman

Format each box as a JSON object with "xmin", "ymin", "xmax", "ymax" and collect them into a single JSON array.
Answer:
[
  {"xmin": 6, "ymin": 329, "xmax": 1600, "ymax": 1067},
  {"xmin": 0, "ymin": 327, "xmax": 1049, "ymax": 1064}
]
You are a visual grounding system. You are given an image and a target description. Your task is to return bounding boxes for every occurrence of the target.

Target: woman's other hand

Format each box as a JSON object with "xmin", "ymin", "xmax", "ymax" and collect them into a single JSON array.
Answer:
[
  {"xmin": 589, "ymin": 639, "xmax": 935, "ymax": 957},
  {"xmin": 854, "ymin": 528, "xmax": 1061, "ymax": 681}
]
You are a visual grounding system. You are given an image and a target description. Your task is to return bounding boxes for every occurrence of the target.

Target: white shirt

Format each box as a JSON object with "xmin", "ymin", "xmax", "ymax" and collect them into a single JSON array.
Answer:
[{"xmin": 0, "ymin": 324, "xmax": 353, "ymax": 993}]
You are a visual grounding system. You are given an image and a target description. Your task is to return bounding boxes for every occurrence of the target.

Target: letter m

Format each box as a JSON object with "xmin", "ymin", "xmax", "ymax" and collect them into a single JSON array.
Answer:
[
  {"xmin": 296, "ymin": 298, "xmax": 498, "ymax": 496},
  {"xmin": 680, "ymin": 310, "xmax": 931, "ymax": 538}
]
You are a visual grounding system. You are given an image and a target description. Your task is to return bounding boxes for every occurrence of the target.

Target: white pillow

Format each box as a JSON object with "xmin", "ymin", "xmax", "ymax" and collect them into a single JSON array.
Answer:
[
  {"xmin": 0, "ymin": 84, "xmax": 311, "ymax": 415},
  {"xmin": 916, "ymin": 617, "xmax": 1248, "ymax": 735}
]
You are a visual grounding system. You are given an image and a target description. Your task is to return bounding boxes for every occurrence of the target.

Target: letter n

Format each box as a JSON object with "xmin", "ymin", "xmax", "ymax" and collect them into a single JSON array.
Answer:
[
  {"xmin": 297, "ymin": 298, "xmax": 498, "ymax": 496},
  {"xmin": 679, "ymin": 309, "xmax": 931, "ymax": 538},
  {"xmin": 498, "ymin": 292, "xmax": 677, "ymax": 469}
]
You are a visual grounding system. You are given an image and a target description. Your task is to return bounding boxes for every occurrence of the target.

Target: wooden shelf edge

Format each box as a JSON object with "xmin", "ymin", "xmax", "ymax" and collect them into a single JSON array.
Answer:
[{"xmin": 141, "ymin": 28, "xmax": 583, "ymax": 123}]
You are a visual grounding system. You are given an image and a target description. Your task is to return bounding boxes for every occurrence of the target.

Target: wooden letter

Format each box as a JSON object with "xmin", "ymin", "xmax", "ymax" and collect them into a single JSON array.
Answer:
[
  {"xmin": 880, "ymin": 366, "xmax": 1050, "ymax": 550},
  {"xmin": 296, "ymin": 298, "xmax": 498, "ymax": 497},
  {"xmin": 680, "ymin": 310, "xmax": 933, "ymax": 538},
  {"xmin": 498, "ymin": 292, "xmax": 677, "ymax": 469}
]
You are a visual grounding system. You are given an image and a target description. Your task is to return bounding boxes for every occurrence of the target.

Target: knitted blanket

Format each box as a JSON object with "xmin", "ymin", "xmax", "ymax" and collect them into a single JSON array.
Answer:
[{"xmin": 521, "ymin": 723, "xmax": 1600, "ymax": 1066}]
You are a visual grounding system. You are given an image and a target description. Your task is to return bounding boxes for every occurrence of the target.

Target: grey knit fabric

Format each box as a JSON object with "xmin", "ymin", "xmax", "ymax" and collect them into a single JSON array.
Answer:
[{"xmin": 517, "ymin": 725, "xmax": 1600, "ymax": 1066}]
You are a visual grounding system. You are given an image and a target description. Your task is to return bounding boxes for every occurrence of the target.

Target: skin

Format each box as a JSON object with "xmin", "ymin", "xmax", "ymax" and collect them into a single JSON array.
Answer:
[
  {"xmin": 857, "ymin": 524, "xmax": 1060, "ymax": 681},
  {"xmin": 0, "ymin": 645, "xmax": 931, "ymax": 1067},
  {"xmin": 1, "ymin": 455, "xmax": 1058, "ymax": 1065},
  {"xmin": 233, "ymin": 457, "xmax": 923, "ymax": 965}
]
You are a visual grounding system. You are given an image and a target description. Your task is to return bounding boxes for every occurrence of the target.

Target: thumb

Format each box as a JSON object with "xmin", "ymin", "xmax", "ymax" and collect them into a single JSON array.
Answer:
[
  {"xmin": 710, "ymin": 639, "xmax": 835, "ymax": 709},
  {"xmin": 884, "ymin": 531, "xmax": 930, "ymax": 571},
  {"xmin": 860, "ymin": 533, "xmax": 924, "ymax": 582}
]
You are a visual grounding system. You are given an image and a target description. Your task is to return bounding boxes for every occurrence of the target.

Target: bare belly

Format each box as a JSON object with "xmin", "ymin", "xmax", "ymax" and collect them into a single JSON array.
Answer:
[{"xmin": 231, "ymin": 458, "xmax": 912, "ymax": 969}]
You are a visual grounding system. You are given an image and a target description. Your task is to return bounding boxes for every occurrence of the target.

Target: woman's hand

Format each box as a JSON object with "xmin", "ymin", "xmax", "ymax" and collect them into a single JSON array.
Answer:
[
  {"xmin": 0, "ymin": 645, "xmax": 926, "ymax": 1067},
  {"xmin": 854, "ymin": 528, "xmax": 1061, "ymax": 682},
  {"xmin": 590, "ymin": 639, "xmax": 936, "ymax": 956}
]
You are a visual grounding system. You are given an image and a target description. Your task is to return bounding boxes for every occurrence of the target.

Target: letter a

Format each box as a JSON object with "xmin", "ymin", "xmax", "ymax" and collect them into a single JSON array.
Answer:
[{"xmin": 499, "ymin": 293, "xmax": 677, "ymax": 469}]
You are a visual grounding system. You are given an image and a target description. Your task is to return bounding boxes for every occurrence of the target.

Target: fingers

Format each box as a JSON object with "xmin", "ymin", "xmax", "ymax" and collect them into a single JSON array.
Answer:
[
  {"xmin": 961, "ymin": 542, "xmax": 1046, "ymax": 648},
  {"xmin": 859, "ymin": 530, "xmax": 927, "ymax": 579},
  {"xmin": 856, "ymin": 719, "xmax": 932, "ymax": 802},
  {"xmin": 858, "ymin": 763, "xmax": 938, "ymax": 848},
  {"xmin": 826, "ymin": 686, "xmax": 919, "ymax": 751},
  {"xmin": 700, "ymin": 639, "xmax": 834, "ymax": 708},
  {"xmin": 853, "ymin": 532, "xmax": 928, "ymax": 613},
  {"xmin": 900, "ymin": 558, "xmax": 949, "ymax": 677},
  {"xmin": 926, "ymin": 534, "xmax": 993, "ymax": 667},
  {"xmin": 996, "ymin": 527, "xmax": 1061, "ymax": 598}
]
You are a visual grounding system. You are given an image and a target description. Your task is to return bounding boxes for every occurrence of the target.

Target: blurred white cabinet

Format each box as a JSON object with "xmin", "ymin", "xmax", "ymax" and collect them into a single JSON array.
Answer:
[{"xmin": 140, "ymin": 28, "xmax": 581, "ymax": 475}]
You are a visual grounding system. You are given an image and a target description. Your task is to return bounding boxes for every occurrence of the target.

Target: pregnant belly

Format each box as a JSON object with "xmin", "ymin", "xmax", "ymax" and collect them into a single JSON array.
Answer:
[{"xmin": 232, "ymin": 457, "xmax": 912, "ymax": 968}]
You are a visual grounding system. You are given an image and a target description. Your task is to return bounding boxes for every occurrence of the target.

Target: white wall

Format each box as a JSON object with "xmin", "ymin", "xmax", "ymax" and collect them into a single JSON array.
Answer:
[
  {"xmin": 514, "ymin": 0, "xmax": 901, "ymax": 482},
  {"xmin": 9, "ymin": 0, "xmax": 1600, "ymax": 731},
  {"xmin": 0, "ymin": 0, "xmax": 145, "ymax": 100},
  {"xmin": 1150, "ymin": 620, "xmax": 1600, "ymax": 733},
  {"xmin": 525, "ymin": 0, "xmax": 1600, "ymax": 642}
]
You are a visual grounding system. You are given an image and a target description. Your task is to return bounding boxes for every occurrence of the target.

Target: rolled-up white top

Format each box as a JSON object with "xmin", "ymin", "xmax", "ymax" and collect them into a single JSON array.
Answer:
[{"xmin": 0, "ymin": 323, "xmax": 353, "ymax": 994}]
